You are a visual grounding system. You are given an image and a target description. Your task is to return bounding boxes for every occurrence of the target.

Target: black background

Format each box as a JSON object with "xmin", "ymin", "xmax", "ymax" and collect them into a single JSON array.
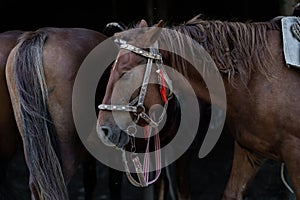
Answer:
[{"xmin": 1, "ymin": 0, "xmax": 280, "ymax": 33}]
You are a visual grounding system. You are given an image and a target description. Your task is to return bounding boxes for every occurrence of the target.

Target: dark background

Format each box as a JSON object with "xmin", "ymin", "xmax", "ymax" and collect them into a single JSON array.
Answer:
[{"xmin": 1, "ymin": 0, "xmax": 282, "ymax": 33}]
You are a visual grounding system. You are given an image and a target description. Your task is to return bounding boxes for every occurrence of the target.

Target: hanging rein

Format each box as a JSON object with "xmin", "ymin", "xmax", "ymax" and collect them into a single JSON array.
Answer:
[{"xmin": 98, "ymin": 39, "xmax": 173, "ymax": 187}]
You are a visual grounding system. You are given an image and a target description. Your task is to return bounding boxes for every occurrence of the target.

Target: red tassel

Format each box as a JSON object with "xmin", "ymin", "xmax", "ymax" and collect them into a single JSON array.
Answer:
[{"xmin": 159, "ymin": 70, "xmax": 168, "ymax": 103}]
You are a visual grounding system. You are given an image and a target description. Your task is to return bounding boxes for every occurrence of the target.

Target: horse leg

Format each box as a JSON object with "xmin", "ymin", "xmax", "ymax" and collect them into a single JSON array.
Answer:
[
  {"xmin": 26, "ymin": 151, "xmax": 79, "ymax": 200},
  {"xmin": 46, "ymin": 73, "xmax": 104, "ymax": 199},
  {"xmin": 46, "ymin": 82, "xmax": 88, "ymax": 196},
  {"xmin": 155, "ymin": 171, "xmax": 166, "ymax": 200},
  {"xmin": 82, "ymin": 156, "xmax": 97, "ymax": 200},
  {"xmin": 47, "ymin": 87, "xmax": 97, "ymax": 200},
  {"xmin": 176, "ymin": 153, "xmax": 191, "ymax": 200},
  {"xmin": 0, "ymin": 58, "xmax": 19, "ymax": 198},
  {"xmin": 281, "ymin": 136, "xmax": 300, "ymax": 199},
  {"xmin": 0, "ymin": 161, "xmax": 10, "ymax": 199},
  {"xmin": 222, "ymin": 141, "xmax": 265, "ymax": 200},
  {"xmin": 158, "ymin": 159, "xmax": 190, "ymax": 200},
  {"xmin": 108, "ymin": 167, "xmax": 123, "ymax": 200},
  {"xmin": 0, "ymin": 130, "xmax": 18, "ymax": 198}
]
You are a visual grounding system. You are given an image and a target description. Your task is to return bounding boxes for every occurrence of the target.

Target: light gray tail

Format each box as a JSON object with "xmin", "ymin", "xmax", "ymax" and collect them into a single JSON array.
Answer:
[{"xmin": 12, "ymin": 30, "xmax": 68, "ymax": 199}]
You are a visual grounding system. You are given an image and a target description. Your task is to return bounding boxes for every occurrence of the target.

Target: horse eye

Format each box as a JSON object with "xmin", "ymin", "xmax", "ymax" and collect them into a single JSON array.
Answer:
[{"xmin": 120, "ymin": 72, "xmax": 126, "ymax": 78}]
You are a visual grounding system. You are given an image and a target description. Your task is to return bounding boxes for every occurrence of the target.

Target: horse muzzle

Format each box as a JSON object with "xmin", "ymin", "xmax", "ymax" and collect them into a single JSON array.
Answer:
[{"xmin": 96, "ymin": 124, "xmax": 129, "ymax": 149}]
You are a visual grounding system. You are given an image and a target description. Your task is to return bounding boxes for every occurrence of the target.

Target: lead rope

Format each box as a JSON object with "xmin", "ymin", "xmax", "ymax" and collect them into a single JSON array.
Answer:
[
  {"xmin": 143, "ymin": 115, "xmax": 161, "ymax": 185},
  {"xmin": 121, "ymin": 119, "xmax": 161, "ymax": 187}
]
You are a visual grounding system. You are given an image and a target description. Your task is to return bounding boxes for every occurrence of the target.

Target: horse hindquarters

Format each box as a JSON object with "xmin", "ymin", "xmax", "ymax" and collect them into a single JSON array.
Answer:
[
  {"xmin": 5, "ymin": 31, "xmax": 68, "ymax": 200},
  {"xmin": 0, "ymin": 35, "xmax": 19, "ymax": 176},
  {"xmin": 0, "ymin": 35, "xmax": 20, "ymax": 199}
]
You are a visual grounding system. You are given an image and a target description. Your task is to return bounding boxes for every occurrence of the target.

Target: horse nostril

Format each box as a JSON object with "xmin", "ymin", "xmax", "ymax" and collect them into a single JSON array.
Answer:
[
  {"xmin": 101, "ymin": 126, "xmax": 112, "ymax": 137},
  {"xmin": 96, "ymin": 125, "xmax": 116, "ymax": 147}
]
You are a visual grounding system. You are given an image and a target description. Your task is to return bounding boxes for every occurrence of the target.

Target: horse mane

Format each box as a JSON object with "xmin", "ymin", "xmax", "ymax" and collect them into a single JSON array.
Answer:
[{"xmin": 159, "ymin": 15, "xmax": 281, "ymax": 87}]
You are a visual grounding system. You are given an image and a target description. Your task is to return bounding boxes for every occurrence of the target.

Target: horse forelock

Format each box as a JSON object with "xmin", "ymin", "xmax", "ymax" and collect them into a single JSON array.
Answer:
[{"xmin": 158, "ymin": 16, "xmax": 280, "ymax": 87}]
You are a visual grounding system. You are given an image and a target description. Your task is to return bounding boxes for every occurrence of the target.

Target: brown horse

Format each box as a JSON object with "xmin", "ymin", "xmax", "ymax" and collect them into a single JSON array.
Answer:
[
  {"xmin": 97, "ymin": 16, "xmax": 300, "ymax": 200},
  {"xmin": 5, "ymin": 25, "xmax": 183, "ymax": 200},
  {"xmin": 5, "ymin": 24, "xmax": 187, "ymax": 200},
  {"xmin": 5, "ymin": 27, "xmax": 107, "ymax": 199},
  {"xmin": 0, "ymin": 30, "xmax": 23, "ymax": 198}
]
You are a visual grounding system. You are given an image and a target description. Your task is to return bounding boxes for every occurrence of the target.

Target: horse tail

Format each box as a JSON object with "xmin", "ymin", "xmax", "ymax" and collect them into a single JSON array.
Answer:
[{"xmin": 12, "ymin": 31, "xmax": 68, "ymax": 199}]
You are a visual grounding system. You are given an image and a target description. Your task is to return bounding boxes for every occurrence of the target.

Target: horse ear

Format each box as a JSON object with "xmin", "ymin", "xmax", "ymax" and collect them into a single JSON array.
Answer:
[
  {"xmin": 156, "ymin": 20, "xmax": 163, "ymax": 28},
  {"xmin": 142, "ymin": 20, "xmax": 163, "ymax": 46},
  {"xmin": 138, "ymin": 19, "xmax": 148, "ymax": 28}
]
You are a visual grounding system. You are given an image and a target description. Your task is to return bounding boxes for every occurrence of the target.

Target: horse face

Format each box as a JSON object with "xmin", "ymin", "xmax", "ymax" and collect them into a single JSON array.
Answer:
[{"xmin": 97, "ymin": 21, "xmax": 166, "ymax": 149}]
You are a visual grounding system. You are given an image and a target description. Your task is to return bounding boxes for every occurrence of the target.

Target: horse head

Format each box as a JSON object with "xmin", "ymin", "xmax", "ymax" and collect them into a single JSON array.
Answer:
[{"xmin": 96, "ymin": 20, "xmax": 172, "ymax": 150}]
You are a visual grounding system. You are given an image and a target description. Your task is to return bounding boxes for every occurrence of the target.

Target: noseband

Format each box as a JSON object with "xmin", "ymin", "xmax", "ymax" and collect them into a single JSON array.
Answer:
[{"xmin": 98, "ymin": 39, "xmax": 173, "ymax": 187}]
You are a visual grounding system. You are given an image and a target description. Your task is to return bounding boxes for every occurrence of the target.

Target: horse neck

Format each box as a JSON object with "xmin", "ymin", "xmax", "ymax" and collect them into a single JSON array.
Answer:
[
  {"xmin": 158, "ymin": 37, "xmax": 216, "ymax": 105},
  {"xmin": 158, "ymin": 19, "xmax": 278, "ymax": 108}
]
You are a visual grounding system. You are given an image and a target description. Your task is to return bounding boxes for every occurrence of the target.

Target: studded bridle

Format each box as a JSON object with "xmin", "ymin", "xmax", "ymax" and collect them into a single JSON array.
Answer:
[{"xmin": 98, "ymin": 39, "xmax": 173, "ymax": 187}]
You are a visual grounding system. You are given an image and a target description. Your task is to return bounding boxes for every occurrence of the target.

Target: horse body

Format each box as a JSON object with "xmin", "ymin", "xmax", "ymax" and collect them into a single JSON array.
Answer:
[
  {"xmin": 174, "ymin": 19, "xmax": 300, "ymax": 199},
  {"xmin": 41, "ymin": 28, "xmax": 107, "ymax": 185},
  {"xmin": 0, "ymin": 31, "xmax": 22, "ymax": 164},
  {"xmin": 220, "ymin": 28, "xmax": 300, "ymax": 199},
  {"xmin": 97, "ymin": 17, "xmax": 300, "ymax": 200},
  {"xmin": 0, "ymin": 30, "xmax": 24, "ymax": 199},
  {"xmin": 0, "ymin": 30, "xmax": 23, "ymax": 199},
  {"xmin": 5, "ymin": 24, "xmax": 190, "ymax": 200},
  {"xmin": 6, "ymin": 27, "xmax": 107, "ymax": 199}
]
